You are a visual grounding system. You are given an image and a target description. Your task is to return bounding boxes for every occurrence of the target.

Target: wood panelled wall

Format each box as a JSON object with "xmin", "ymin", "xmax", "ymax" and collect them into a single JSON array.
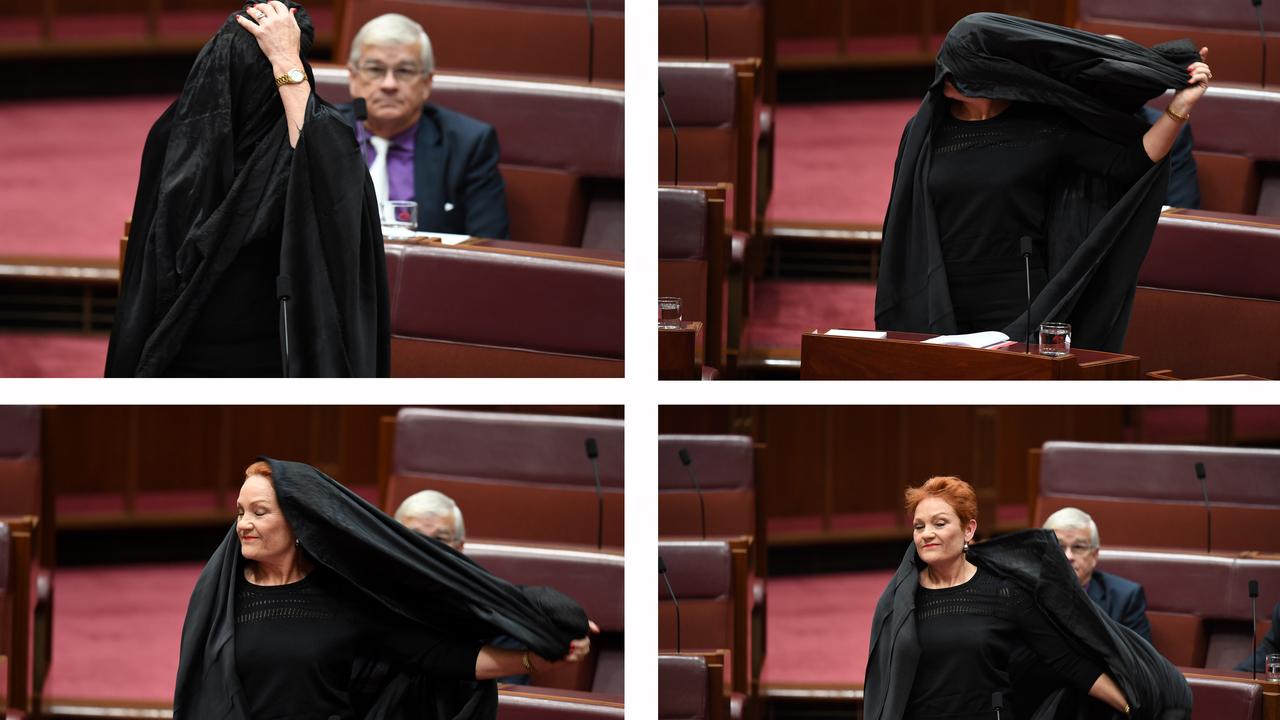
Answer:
[
  {"xmin": 771, "ymin": 0, "xmax": 1072, "ymax": 40},
  {"xmin": 659, "ymin": 406, "xmax": 1127, "ymax": 532}
]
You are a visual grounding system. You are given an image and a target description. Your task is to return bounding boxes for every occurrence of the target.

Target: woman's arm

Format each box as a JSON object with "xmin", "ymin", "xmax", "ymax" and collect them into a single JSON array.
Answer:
[
  {"xmin": 474, "ymin": 622, "xmax": 598, "ymax": 681},
  {"xmin": 1143, "ymin": 47, "xmax": 1212, "ymax": 163},
  {"xmin": 234, "ymin": 1, "xmax": 310, "ymax": 148},
  {"xmin": 1088, "ymin": 672, "xmax": 1130, "ymax": 714}
]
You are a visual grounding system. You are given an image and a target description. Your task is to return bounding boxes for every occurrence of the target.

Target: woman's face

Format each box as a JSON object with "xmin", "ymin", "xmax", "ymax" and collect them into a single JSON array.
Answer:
[
  {"xmin": 236, "ymin": 474, "xmax": 297, "ymax": 563},
  {"xmin": 912, "ymin": 495, "xmax": 975, "ymax": 567}
]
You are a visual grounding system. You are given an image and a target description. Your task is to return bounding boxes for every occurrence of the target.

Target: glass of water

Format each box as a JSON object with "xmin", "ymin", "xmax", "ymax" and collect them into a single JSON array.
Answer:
[
  {"xmin": 1267, "ymin": 653, "xmax": 1280, "ymax": 682},
  {"xmin": 658, "ymin": 297, "xmax": 682, "ymax": 329},
  {"xmin": 1037, "ymin": 322, "xmax": 1071, "ymax": 357},
  {"xmin": 381, "ymin": 201, "xmax": 418, "ymax": 237}
]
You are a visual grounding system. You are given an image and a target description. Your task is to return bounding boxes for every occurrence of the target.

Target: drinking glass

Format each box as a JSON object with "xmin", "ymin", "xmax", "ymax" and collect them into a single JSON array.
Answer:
[
  {"xmin": 1267, "ymin": 653, "xmax": 1280, "ymax": 682},
  {"xmin": 381, "ymin": 201, "xmax": 418, "ymax": 237},
  {"xmin": 658, "ymin": 297, "xmax": 683, "ymax": 329},
  {"xmin": 1037, "ymin": 322, "xmax": 1071, "ymax": 357}
]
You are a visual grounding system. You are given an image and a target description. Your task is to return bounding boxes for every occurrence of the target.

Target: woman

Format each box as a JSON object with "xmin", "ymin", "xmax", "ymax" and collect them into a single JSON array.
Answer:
[
  {"xmin": 875, "ymin": 13, "xmax": 1213, "ymax": 351},
  {"xmin": 864, "ymin": 477, "xmax": 1190, "ymax": 720},
  {"xmin": 106, "ymin": 2, "xmax": 388, "ymax": 377},
  {"xmin": 175, "ymin": 459, "xmax": 595, "ymax": 720}
]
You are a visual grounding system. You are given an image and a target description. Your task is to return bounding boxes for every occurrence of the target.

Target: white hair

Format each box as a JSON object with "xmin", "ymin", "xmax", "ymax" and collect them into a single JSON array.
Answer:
[
  {"xmin": 1042, "ymin": 507, "xmax": 1100, "ymax": 548},
  {"xmin": 394, "ymin": 490, "xmax": 465, "ymax": 541},
  {"xmin": 348, "ymin": 13, "xmax": 435, "ymax": 75}
]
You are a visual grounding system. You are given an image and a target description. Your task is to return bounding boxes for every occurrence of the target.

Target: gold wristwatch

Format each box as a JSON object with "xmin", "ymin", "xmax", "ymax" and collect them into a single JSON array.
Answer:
[{"xmin": 274, "ymin": 68, "xmax": 305, "ymax": 87}]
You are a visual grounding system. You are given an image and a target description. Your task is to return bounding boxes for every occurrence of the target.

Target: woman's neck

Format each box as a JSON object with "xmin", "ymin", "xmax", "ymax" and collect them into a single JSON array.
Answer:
[
  {"xmin": 950, "ymin": 97, "xmax": 1011, "ymax": 121},
  {"xmin": 247, "ymin": 551, "xmax": 311, "ymax": 586},
  {"xmin": 923, "ymin": 557, "xmax": 974, "ymax": 588}
]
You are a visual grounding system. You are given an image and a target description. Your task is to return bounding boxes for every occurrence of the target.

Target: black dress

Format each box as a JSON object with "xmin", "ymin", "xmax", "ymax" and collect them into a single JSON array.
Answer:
[
  {"xmin": 907, "ymin": 567, "xmax": 1102, "ymax": 720},
  {"xmin": 928, "ymin": 102, "xmax": 1151, "ymax": 333},
  {"xmin": 234, "ymin": 567, "xmax": 481, "ymax": 720}
]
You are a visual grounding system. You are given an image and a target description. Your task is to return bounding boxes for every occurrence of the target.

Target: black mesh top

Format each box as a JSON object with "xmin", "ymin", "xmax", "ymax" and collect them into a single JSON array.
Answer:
[
  {"xmin": 905, "ymin": 566, "xmax": 1103, "ymax": 720},
  {"xmin": 234, "ymin": 565, "xmax": 482, "ymax": 720}
]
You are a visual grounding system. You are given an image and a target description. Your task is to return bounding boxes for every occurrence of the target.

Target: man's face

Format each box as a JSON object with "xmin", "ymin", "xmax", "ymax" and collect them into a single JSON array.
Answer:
[
  {"xmin": 405, "ymin": 513, "xmax": 462, "ymax": 550},
  {"xmin": 1054, "ymin": 527, "xmax": 1098, "ymax": 586},
  {"xmin": 348, "ymin": 42, "xmax": 431, "ymax": 127}
]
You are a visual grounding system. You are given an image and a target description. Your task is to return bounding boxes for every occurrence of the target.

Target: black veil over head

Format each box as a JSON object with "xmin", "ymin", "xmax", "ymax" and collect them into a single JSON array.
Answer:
[
  {"xmin": 875, "ymin": 13, "xmax": 1201, "ymax": 351},
  {"xmin": 173, "ymin": 458, "xmax": 588, "ymax": 720}
]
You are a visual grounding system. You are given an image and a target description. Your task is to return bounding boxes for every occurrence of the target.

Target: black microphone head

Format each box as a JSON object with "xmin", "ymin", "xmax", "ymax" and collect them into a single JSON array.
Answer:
[
  {"xmin": 678, "ymin": 448, "xmax": 692, "ymax": 466},
  {"xmin": 275, "ymin": 275, "xmax": 292, "ymax": 300},
  {"xmin": 1250, "ymin": 579, "xmax": 1260, "ymax": 597},
  {"xmin": 1253, "ymin": 0, "xmax": 1262, "ymax": 8},
  {"xmin": 659, "ymin": 80, "xmax": 666, "ymax": 98},
  {"xmin": 658, "ymin": 556, "xmax": 667, "ymax": 573},
  {"xmin": 353, "ymin": 97, "xmax": 368, "ymax": 121},
  {"xmin": 1020, "ymin": 236, "xmax": 1033, "ymax": 256},
  {"xmin": 1195, "ymin": 462, "xmax": 1206, "ymax": 480},
  {"xmin": 992, "ymin": 691, "xmax": 1003, "ymax": 709},
  {"xmin": 585, "ymin": 438, "xmax": 599, "ymax": 459}
]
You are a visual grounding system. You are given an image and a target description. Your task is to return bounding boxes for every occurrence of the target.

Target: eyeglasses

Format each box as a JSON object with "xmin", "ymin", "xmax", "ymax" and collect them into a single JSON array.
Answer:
[
  {"xmin": 1059, "ymin": 543, "xmax": 1095, "ymax": 557},
  {"xmin": 353, "ymin": 63, "xmax": 424, "ymax": 84}
]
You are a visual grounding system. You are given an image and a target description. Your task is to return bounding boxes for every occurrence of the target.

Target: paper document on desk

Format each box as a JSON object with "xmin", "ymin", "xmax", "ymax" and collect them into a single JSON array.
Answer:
[
  {"xmin": 824, "ymin": 329, "xmax": 888, "ymax": 339},
  {"xmin": 430, "ymin": 232, "xmax": 471, "ymax": 246},
  {"xmin": 921, "ymin": 331, "xmax": 1010, "ymax": 348}
]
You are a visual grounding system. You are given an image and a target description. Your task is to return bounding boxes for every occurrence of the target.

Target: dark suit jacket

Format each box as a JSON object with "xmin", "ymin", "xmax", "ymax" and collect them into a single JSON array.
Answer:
[
  {"xmin": 1235, "ymin": 601, "xmax": 1280, "ymax": 672},
  {"xmin": 337, "ymin": 102, "xmax": 510, "ymax": 238},
  {"xmin": 1087, "ymin": 569, "xmax": 1152, "ymax": 643}
]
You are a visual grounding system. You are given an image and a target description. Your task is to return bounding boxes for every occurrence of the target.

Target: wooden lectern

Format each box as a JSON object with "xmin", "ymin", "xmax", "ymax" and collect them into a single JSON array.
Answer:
[
  {"xmin": 659, "ymin": 321, "xmax": 704, "ymax": 380},
  {"xmin": 800, "ymin": 330, "xmax": 1140, "ymax": 380}
]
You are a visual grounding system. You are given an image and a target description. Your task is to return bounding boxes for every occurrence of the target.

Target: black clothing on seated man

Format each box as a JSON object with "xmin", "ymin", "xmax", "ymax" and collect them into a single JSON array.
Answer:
[
  {"xmin": 875, "ymin": 12, "xmax": 1202, "ymax": 351},
  {"xmin": 337, "ymin": 102, "xmax": 510, "ymax": 239},
  {"xmin": 1235, "ymin": 601, "xmax": 1280, "ymax": 673},
  {"xmin": 1086, "ymin": 570, "xmax": 1152, "ymax": 644},
  {"xmin": 1139, "ymin": 106, "xmax": 1200, "ymax": 209},
  {"xmin": 864, "ymin": 530, "xmax": 1191, "ymax": 720},
  {"xmin": 105, "ymin": 4, "xmax": 389, "ymax": 378},
  {"xmin": 175, "ymin": 458, "xmax": 588, "ymax": 720}
]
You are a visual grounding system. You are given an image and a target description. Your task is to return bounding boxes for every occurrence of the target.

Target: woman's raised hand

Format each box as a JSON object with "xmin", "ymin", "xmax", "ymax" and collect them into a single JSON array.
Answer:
[
  {"xmin": 1170, "ymin": 46, "xmax": 1212, "ymax": 116},
  {"xmin": 234, "ymin": 2, "xmax": 302, "ymax": 70}
]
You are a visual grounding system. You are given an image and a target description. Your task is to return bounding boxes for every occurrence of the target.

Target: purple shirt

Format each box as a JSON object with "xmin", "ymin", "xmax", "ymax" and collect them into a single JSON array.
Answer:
[{"xmin": 355, "ymin": 121, "xmax": 418, "ymax": 202}]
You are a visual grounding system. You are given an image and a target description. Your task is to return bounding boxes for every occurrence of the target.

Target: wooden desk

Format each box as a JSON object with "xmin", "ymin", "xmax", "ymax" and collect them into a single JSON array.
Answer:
[
  {"xmin": 800, "ymin": 330, "xmax": 1140, "ymax": 380},
  {"xmin": 659, "ymin": 321, "xmax": 704, "ymax": 380}
]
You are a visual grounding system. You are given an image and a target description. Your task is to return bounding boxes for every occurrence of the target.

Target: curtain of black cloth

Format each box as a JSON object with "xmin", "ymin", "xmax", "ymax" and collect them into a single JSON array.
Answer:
[
  {"xmin": 173, "ymin": 459, "xmax": 588, "ymax": 720},
  {"xmin": 874, "ymin": 12, "xmax": 1201, "ymax": 351},
  {"xmin": 863, "ymin": 530, "xmax": 1191, "ymax": 720},
  {"xmin": 105, "ymin": 3, "xmax": 388, "ymax": 377}
]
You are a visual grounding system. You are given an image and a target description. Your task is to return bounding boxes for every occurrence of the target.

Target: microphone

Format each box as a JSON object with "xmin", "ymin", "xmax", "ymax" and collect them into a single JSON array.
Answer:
[
  {"xmin": 1195, "ymin": 462, "xmax": 1210, "ymax": 554},
  {"xmin": 276, "ymin": 275, "xmax": 293, "ymax": 378},
  {"xmin": 1254, "ymin": 0, "xmax": 1267, "ymax": 88},
  {"xmin": 659, "ymin": 79, "xmax": 680, "ymax": 186},
  {"xmin": 697, "ymin": 0, "xmax": 709, "ymax": 61},
  {"xmin": 353, "ymin": 97, "xmax": 368, "ymax": 121},
  {"xmin": 1250, "ymin": 579, "xmax": 1260, "ymax": 680},
  {"xmin": 992, "ymin": 692, "xmax": 1004, "ymax": 720},
  {"xmin": 584, "ymin": 0, "xmax": 595, "ymax": 83},
  {"xmin": 586, "ymin": 438, "xmax": 603, "ymax": 550},
  {"xmin": 1021, "ymin": 236, "xmax": 1034, "ymax": 354},
  {"xmin": 678, "ymin": 448, "xmax": 707, "ymax": 539},
  {"xmin": 660, "ymin": 556, "xmax": 681, "ymax": 652}
]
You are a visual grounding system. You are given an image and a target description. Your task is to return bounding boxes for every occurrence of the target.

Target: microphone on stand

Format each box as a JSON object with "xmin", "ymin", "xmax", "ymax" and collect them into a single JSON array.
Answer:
[
  {"xmin": 992, "ymin": 692, "xmax": 1004, "ymax": 720},
  {"xmin": 697, "ymin": 0, "xmax": 709, "ymax": 61},
  {"xmin": 584, "ymin": 0, "xmax": 595, "ymax": 83},
  {"xmin": 276, "ymin": 276, "xmax": 292, "ymax": 378},
  {"xmin": 1195, "ymin": 462, "xmax": 1211, "ymax": 554},
  {"xmin": 1250, "ymin": 579, "xmax": 1260, "ymax": 680},
  {"xmin": 1253, "ymin": 0, "xmax": 1267, "ymax": 88},
  {"xmin": 353, "ymin": 97, "xmax": 368, "ymax": 121},
  {"xmin": 659, "ymin": 80, "xmax": 680, "ymax": 185},
  {"xmin": 678, "ymin": 448, "xmax": 707, "ymax": 538},
  {"xmin": 586, "ymin": 438, "xmax": 603, "ymax": 550},
  {"xmin": 660, "ymin": 556, "xmax": 682, "ymax": 652},
  {"xmin": 1021, "ymin": 236, "xmax": 1034, "ymax": 354}
]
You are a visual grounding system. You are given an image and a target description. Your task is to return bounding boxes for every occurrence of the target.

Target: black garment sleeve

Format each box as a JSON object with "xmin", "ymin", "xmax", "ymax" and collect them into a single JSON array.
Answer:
[
  {"xmin": 363, "ymin": 599, "xmax": 484, "ymax": 681},
  {"xmin": 1059, "ymin": 118, "xmax": 1153, "ymax": 185},
  {"xmin": 1015, "ymin": 588, "xmax": 1106, "ymax": 692}
]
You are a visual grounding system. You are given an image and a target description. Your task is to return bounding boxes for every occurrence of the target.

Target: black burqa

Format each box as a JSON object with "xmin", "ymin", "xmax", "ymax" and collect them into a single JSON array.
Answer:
[
  {"xmin": 105, "ymin": 4, "xmax": 389, "ymax": 377},
  {"xmin": 863, "ymin": 530, "xmax": 1191, "ymax": 720},
  {"xmin": 174, "ymin": 459, "xmax": 588, "ymax": 720},
  {"xmin": 874, "ymin": 13, "xmax": 1201, "ymax": 351}
]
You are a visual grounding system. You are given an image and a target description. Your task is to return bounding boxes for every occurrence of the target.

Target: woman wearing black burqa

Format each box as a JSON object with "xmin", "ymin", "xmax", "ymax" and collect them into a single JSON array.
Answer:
[
  {"xmin": 875, "ymin": 13, "xmax": 1213, "ymax": 352},
  {"xmin": 106, "ymin": 2, "xmax": 389, "ymax": 377},
  {"xmin": 864, "ymin": 476, "xmax": 1190, "ymax": 720},
  {"xmin": 175, "ymin": 459, "xmax": 597, "ymax": 720}
]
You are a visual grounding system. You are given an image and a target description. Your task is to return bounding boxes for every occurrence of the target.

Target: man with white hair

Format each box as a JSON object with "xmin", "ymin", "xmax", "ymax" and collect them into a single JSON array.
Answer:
[
  {"xmin": 339, "ymin": 13, "xmax": 509, "ymax": 237},
  {"xmin": 1043, "ymin": 507, "xmax": 1152, "ymax": 642},
  {"xmin": 395, "ymin": 489, "xmax": 466, "ymax": 551}
]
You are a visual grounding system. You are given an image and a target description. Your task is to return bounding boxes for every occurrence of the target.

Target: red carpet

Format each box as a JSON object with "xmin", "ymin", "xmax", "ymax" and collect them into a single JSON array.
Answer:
[
  {"xmin": 0, "ymin": 332, "xmax": 108, "ymax": 377},
  {"xmin": 759, "ymin": 571, "xmax": 893, "ymax": 687},
  {"xmin": 0, "ymin": 96, "xmax": 173, "ymax": 260},
  {"xmin": 741, "ymin": 279, "xmax": 877, "ymax": 350},
  {"xmin": 46, "ymin": 563, "xmax": 201, "ymax": 702},
  {"xmin": 767, "ymin": 100, "xmax": 920, "ymax": 225}
]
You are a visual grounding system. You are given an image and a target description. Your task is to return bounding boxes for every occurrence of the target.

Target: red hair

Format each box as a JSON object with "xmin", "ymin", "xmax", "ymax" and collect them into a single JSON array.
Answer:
[
  {"xmin": 905, "ymin": 476, "xmax": 977, "ymax": 525},
  {"xmin": 244, "ymin": 461, "xmax": 272, "ymax": 480}
]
